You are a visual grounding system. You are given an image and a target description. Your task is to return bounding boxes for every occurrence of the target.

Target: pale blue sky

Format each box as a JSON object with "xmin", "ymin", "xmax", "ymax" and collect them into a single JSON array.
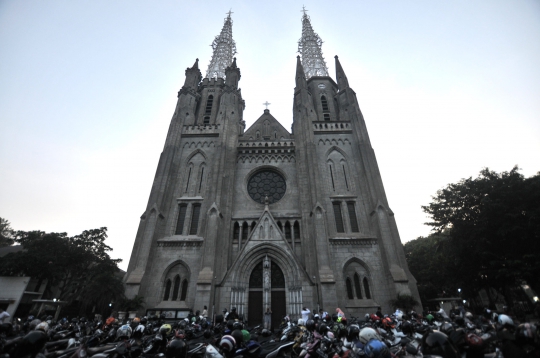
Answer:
[{"xmin": 1, "ymin": 0, "xmax": 539, "ymax": 270}]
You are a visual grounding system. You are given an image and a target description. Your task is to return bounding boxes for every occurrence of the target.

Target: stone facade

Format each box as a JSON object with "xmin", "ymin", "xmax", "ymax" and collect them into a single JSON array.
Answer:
[{"xmin": 124, "ymin": 51, "xmax": 420, "ymax": 324}]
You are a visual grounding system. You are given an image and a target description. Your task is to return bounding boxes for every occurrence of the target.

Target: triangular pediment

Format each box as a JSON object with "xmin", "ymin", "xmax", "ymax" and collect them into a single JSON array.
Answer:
[{"xmin": 243, "ymin": 110, "xmax": 291, "ymax": 141}]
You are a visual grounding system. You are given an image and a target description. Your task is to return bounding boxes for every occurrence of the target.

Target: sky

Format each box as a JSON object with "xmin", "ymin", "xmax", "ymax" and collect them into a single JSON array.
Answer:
[{"xmin": 1, "ymin": 0, "xmax": 539, "ymax": 271}]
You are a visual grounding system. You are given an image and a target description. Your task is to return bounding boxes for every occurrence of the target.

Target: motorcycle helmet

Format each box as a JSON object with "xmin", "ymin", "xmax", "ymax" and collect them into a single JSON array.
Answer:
[
  {"xmin": 421, "ymin": 330, "xmax": 460, "ymax": 358},
  {"xmin": 297, "ymin": 319, "xmax": 305, "ymax": 326},
  {"xmin": 364, "ymin": 339, "xmax": 391, "ymax": 358},
  {"xmin": 331, "ymin": 313, "xmax": 339, "ymax": 322},
  {"xmin": 133, "ymin": 317, "xmax": 140, "ymax": 324},
  {"xmin": 347, "ymin": 324, "xmax": 360, "ymax": 341},
  {"xmin": 203, "ymin": 329, "xmax": 212, "ymax": 339},
  {"xmin": 133, "ymin": 324, "xmax": 145, "ymax": 338},
  {"xmin": 425, "ymin": 314, "xmax": 434, "ymax": 323},
  {"xmin": 246, "ymin": 340, "xmax": 262, "ymax": 356},
  {"xmin": 106, "ymin": 317, "xmax": 115, "ymax": 326},
  {"xmin": 381, "ymin": 317, "xmax": 395, "ymax": 329},
  {"xmin": 231, "ymin": 329, "xmax": 244, "ymax": 344},
  {"xmin": 261, "ymin": 328, "xmax": 272, "ymax": 337},
  {"xmin": 326, "ymin": 331, "xmax": 335, "ymax": 339},
  {"xmin": 359, "ymin": 327, "xmax": 380, "ymax": 344},
  {"xmin": 35, "ymin": 321, "xmax": 49, "ymax": 333},
  {"xmin": 233, "ymin": 321, "xmax": 243, "ymax": 330},
  {"xmin": 305, "ymin": 319, "xmax": 315, "ymax": 332},
  {"xmin": 220, "ymin": 335, "xmax": 236, "ymax": 352},
  {"xmin": 401, "ymin": 321, "xmax": 414, "ymax": 336},
  {"xmin": 318, "ymin": 323, "xmax": 328, "ymax": 335},
  {"xmin": 160, "ymin": 324, "xmax": 172, "ymax": 336},
  {"xmin": 370, "ymin": 314, "xmax": 380, "ymax": 322},
  {"xmin": 464, "ymin": 312, "xmax": 473, "ymax": 320},
  {"xmin": 140, "ymin": 317, "xmax": 148, "ymax": 325},
  {"xmin": 166, "ymin": 339, "xmax": 187, "ymax": 358},
  {"xmin": 497, "ymin": 314, "xmax": 514, "ymax": 327},
  {"xmin": 242, "ymin": 329, "xmax": 251, "ymax": 343},
  {"xmin": 227, "ymin": 319, "xmax": 235, "ymax": 330},
  {"xmin": 117, "ymin": 324, "xmax": 133, "ymax": 339}
]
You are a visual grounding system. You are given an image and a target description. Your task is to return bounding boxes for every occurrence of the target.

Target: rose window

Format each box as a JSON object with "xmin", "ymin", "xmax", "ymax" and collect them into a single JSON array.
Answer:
[{"xmin": 247, "ymin": 170, "xmax": 286, "ymax": 204}]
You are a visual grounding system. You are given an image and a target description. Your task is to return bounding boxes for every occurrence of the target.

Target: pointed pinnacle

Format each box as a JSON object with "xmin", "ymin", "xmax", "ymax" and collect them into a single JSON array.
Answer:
[
  {"xmin": 192, "ymin": 58, "xmax": 199, "ymax": 69},
  {"xmin": 335, "ymin": 55, "xmax": 349, "ymax": 91},
  {"xmin": 296, "ymin": 55, "xmax": 307, "ymax": 89}
]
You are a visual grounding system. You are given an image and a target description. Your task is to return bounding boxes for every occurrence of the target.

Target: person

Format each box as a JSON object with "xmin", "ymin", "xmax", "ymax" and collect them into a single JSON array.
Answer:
[
  {"xmin": 376, "ymin": 307, "xmax": 383, "ymax": 319},
  {"xmin": 228, "ymin": 307, "xmax": 239, "ymax": 320},
  {"xmin": 263, "ymin": 307, "xmax": 272, "ymax": 330},
  {"xmin": 222, "ymin": 308, "xmax": 228, "ymax": 320},
  {"xmin": 319, "ymin": 308, "xmax": 329, "ymax": 321},
  {"xmin": 435, "ymin": 305, "xmax": 449, "ymax": 319},
  {"xmin": 0, "ymin": 308, "xmax": 10, "ymax": 323},
  {"xmin": 202, "ymin": 306, "xmax": 208, "ymax": 319},
  {"xmin": 301, "ymin": 307, "xmax": 310, "ymax": 322},
  {"xmin": 336, "ymin": 307, "xmax": 346, "ymax": 319}
]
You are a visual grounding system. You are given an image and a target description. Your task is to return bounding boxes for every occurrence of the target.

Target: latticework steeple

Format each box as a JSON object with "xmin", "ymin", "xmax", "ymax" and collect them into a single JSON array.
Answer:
[
  {"xmin": 206, "ymin": 12, "xmax": 237, "ymax": 79},
  {"xmin": 298, "ymin": 8, "xmax": 328, "ymax": 79}
]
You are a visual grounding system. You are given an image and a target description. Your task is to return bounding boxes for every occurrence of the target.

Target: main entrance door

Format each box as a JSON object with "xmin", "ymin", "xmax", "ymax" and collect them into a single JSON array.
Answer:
[{"xmin": 248, "ymin": 258, "xmax": 286, "ymax": 330}]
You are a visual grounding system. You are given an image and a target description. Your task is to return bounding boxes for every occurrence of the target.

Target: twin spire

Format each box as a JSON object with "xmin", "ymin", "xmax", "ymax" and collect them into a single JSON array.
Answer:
[{"xmin": 204, "ymin": 9, "xmax": 345, "ymax": 85}]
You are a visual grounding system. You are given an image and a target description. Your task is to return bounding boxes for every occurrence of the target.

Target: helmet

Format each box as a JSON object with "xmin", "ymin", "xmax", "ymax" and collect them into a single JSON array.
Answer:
[
  {"xmin": 116, "ymin": 324, "xmax": 133, "ymax": 339},
  {"xmin": 29, "ymin": 319, "xmax": 41, "ymax": 330},
  {"xmin": 347, "ymin": 324, "xmax": 360, "ymax": 341},
  {"xmin": 395, "ymin": 312, "xmax": 403, "ymax": 321},
  {"xmin": 246, "ymin": 340, "xmax": 262, "ymax": 356},
  {"xmin": 370, "ymin": 314, "xmax": 380, "ymax": 322},
  {"xmin": 166, "ymin": 339, "xmax": 187, "ymax": 358},
  {"xmin": 305, "ymin": 319, "xmax": 315, "ymax": 332},
  {"xmin": 497, "ymin": 314, "xmax": 514, "ymax": 327},
  {"xmin": 401, "ymin": 321, "xmax": 414, "ymax": 335},
  {"xmin": 160, "ymin": 324, "xmax": 172, "ymax": 336},
  {"xmin": 231, "ymin": 329, "xmax": 244, "ymax": 344},
  {"xmin": 381, "ymin": 317, "xmax": 395, "ymax": 329},
  {"xmin": 220, "ymin": 335, "xmax": 236, "ymax": 352},
  {"xmin": 364, "ymin": 339, "xmax": 391, "ymax": 358},
  {"xmin": 318, "ymin": 323, "xmax": 328, "ymax": 335},
  {"xmin": 297, "ymin": 319, "xmax": 305, "ymax": 326},
  {"xmin": 15, "ymin": 330, "xmax": 48, "ymax": 357},
  {"xmin": 233, "ymin": 321, "xmax": 243, "ymax": 330},
  {"xmin": 227, "ymin": 320, "xmax": 235, "ymax": 330},
  {"xmin": 332, "ymin": 313, "xmax": 339, "ymax": 322},
  {"xmin": 359, "ymin": 327, "xmax": 381, "ymax": 344},
  {"xmin": 421, "ymin": 330, "xmax": 459, "ymax": 358},
  {"xmin": 140, "ymin": 317, "xmax": 148, "ymax": 325},
  {"xmin": 426, "ymin": 314, "xmax": 434, "ymax": 323},
  {"xmin": 242, "ymin": 329, "xmax": 251, "ymax": 343},
  {"xmin": 326, "ymin": 331, "xmax": 335, "ymax": 339},
  {"xmin": 465, "ymin": 312, "xmax": 473, "ymax": 320},
  {"xmin": 133, "ymin": 317, "xmax": 140, "ymax": 324},
  {"xmin": 35, "ymin": 321, "xmax": 49, "ymax": 333},
  {"xmin": 261, "ymin": 328, "xmax": 272, "ymax": 337}
]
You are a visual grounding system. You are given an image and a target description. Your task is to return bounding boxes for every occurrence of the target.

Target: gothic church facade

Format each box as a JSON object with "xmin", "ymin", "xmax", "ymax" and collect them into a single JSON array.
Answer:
[{"xmin": 125, "ymin": 12, "xmax": 419, "ymax": 324}]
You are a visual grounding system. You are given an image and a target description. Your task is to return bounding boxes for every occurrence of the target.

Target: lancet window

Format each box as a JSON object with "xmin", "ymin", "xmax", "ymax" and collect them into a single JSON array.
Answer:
[
  {"xmin": 344, "ymin": 260, "xmax": 373, "ymax": 301},
  {"xmin": 162, "ymin": 262, "xmax": 190, "ymax": 302}
]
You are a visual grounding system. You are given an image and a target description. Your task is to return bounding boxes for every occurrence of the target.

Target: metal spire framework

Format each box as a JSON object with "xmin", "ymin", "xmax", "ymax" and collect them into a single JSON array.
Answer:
[
  {"xmin": 206, "ymin": 11, "xmax": 237, "ymax": 79},
  {"xmin": 298, "ymin": 7, "xmax": 329, "ymax": 79}
]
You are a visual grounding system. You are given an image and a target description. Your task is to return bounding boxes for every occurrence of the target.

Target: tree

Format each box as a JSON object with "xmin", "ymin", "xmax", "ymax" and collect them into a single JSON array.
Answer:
[
  {"xmin": 389, "ymin": 293, "xmax": 420, "ymax": 312},
  {"xmin": 0, "ymin": 217, "xmax": 14, "ymax": 247},
  {"xmin": 420, "ymin": 167, "xmax": 540, "ymax": 307},
  {"xmin": 0, "ymin": 227, "xmax": 125, "ymax": 314}
]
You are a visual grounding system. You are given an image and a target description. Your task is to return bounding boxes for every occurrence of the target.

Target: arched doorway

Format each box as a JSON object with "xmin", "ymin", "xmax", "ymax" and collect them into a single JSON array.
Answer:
[{"xmin": 248, "ymin": 257, "xmax": 286, "ymax": 329}]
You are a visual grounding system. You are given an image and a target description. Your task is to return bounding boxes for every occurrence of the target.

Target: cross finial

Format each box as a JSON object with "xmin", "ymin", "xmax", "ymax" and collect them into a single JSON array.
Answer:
[
  {"xmin": 227, "ymin": 9, "xmax": 233, "ymax": 18},
  {"xmin": 301, "ymin": 5, "xmax": 308, "ymax": 16},
  {"xmin": 263, "ymin": 101, "xmax": 271, "ymax": 109}
]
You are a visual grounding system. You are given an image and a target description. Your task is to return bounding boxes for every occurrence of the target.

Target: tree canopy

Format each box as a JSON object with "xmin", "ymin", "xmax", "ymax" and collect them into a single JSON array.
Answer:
[
  {"xmin": 408, "ymin": 167, "xmax": 540, "ymax": 306},
  {"xmin": 0, "ymin": 224, "xmax": 125, "ymax": 315}
]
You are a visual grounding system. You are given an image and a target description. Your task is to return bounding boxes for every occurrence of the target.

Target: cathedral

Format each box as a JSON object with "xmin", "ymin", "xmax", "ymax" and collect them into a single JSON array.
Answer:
[{"xmin": 124, "ymin": 11, "xmax": 420, "ymax": 326}]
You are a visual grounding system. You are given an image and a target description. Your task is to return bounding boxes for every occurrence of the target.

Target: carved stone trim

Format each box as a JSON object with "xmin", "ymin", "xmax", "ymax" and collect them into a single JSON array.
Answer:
[{"xmin": 329, "ymin": 237, "xmax": 377, "ymax": 245}]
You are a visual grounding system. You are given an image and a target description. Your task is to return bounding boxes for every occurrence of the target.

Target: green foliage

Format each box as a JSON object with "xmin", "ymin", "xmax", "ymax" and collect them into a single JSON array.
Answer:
[
  {"xmin": 0, "ymin": 227, "xmax": 125, "ymax": 309},
  {"xmin": 389, "ymin": 293, "xmax": 419, "ymax": 312},
  {"xmin": 117, "ymin": 295, "xmax": 145, "ymax": 312},
  {"xmin": 0, "ymin": 217, "xmax": 15, "ymax": 247},
  {"xmin": 416, "ymin": 167, "xmax": 540, "ymax": 305}
]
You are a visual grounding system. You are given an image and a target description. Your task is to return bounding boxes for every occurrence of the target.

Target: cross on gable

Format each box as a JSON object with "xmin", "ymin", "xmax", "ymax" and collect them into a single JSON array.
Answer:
[{"xmin": 263, "ymin": 101, "xmax": 271, "ymax": 109}]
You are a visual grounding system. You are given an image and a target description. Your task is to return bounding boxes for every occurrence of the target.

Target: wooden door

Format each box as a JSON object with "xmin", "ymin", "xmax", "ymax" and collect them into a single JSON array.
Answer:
[
  {"xmin": 271, "ymin": 290, "xmax": 286, "ymax": 329},
  {"xmin": 248, "ymin": 290, "xmax": 263, "ymax": 327}
]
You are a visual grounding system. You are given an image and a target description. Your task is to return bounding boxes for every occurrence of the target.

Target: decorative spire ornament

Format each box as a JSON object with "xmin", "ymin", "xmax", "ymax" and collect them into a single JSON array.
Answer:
[
  {"xmin": 206, "ymin": 11, "xmax": 237, "ymax": 79},
  {"xmin": 298, "ymin": 8, "xmax": 329, "ymax": 79}
]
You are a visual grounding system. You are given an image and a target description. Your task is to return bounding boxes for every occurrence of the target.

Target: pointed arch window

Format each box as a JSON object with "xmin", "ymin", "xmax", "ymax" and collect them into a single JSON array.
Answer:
[
  {"xmin": 163, "ymin": 279, "xmax": 172, "ymax": 301},
  {"xmin": 363, "ymin": 277, "xmax": 371, "ymax": 299},
  {"xmin": 185, "ymin": 167, "xmax": 192, "ymax": 192},
  {"xmin": 242, "ymin": 222, "xmax": 249, "ymax": 242},
  {"xmin": 233, "ymin": 222, "xmax": 240, "ymax": 243},
  {"xmin": 198, "ymin": 167, "xmax": 205, "ymax": 193},
  {"xmin": 172, "ymin": 275, "xmax": 180, "ymax": 300},
  {"xmin": 347, "ymin": 202, "xmax": 359, "ymax": 233},
  {"xmin": 285, "ymin": 222, "xmax": 292, "ymax": 243},
  {"xmin": 333, "ymin": 202, "xmax": 345, "ymax": 233},
  {"xmin": 189, "ymin": 204, "xmax": 201, "ymax": 235},
  {"xmin": 180, "ymin": 279, "xmax": 188, "ymax": 301},
  {"xmin": 354, "ymin": 273, "xmax": 363, "ymax": 299},
  {"xmin": 329, "ymin": 164, "xmax": 335, "ymax": 191},
  {"xmin": 277, "ymin": 221, "xmax": 283, "ymax": 232},
  {"xmin": 346, "ymin": 278, "xmax": 354, "ymax": 299},
  {"xmin": 175, "ymin": 204, "xmax": 188, "ymax": 235},
  {"xmin": 293, "ymin": 221, "xmax": 300, "ymax": 242}
]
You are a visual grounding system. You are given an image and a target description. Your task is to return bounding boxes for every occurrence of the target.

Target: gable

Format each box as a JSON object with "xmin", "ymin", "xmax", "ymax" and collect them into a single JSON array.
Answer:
[{"xmin": 243, "ymin": 110, "xmax": 291, "ymax": 141}]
